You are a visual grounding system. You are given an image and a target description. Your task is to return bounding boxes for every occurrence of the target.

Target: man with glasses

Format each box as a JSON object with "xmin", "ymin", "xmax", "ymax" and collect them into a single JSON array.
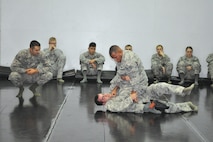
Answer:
[{"xmin": 43, "ymin": 37, "xmax": 66, "ymax": 83}]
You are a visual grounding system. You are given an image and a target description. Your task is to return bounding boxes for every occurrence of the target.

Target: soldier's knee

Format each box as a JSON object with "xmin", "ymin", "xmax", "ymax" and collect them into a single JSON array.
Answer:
[
  {"xmin": 97, "ymin": 64, "xmax": 103, "ymax": 70},
  {"xmin": 41, "ymin": 72, "xmax": 53, "ymax": 81},
  {"xmin": 151, "ymin": 64, "xmax": 158, "ymax": 69},
  {"xmin": 81, "ymin": 67, "xmax": 87, "ymax": 71},
  {"xmin": 194, "ymin": 62, "xmax": 200, "ymax": 67},
  {"xmin": 194, "ymin": 62, "xmax": 200, "ymax": 66},
  {"xmin": 8, "ymin": 72, "xmax": 21, "ymax": 80},
  {"xmin": 194, "ymin": 67, "xmax": 201, "ymax": 73},
  {"xmin": 80, "ymin": 64, "xmax": 87, "ymax": 70},
  {"xmin": 46, "ymin": 72, "xmax": 53, "ymax": 80},
  {"xmin": 61, "ymin": 55, "xmax": 66, "ymax": 61},
  {"xmin": 168, "ymin": 63, "xmax": 173, "ymax": 68},
  {"xmin": 179, "ymin": 61, "xmax": 185, "ymax": 65},
  {"xmin": 178, "ymin": 71, "xmax": 185, "ymax": 75}
]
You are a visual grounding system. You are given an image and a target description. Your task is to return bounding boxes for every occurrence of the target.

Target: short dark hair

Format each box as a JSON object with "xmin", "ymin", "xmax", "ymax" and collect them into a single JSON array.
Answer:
[
  {"xmin": 94, "ymin": 94, "xmax": 103, "ymax": 106},
  {"xmin": 89, "ymin": 42, "xmax": 96, "ymax": 47},
  {"xmin": 156, "ymin": 44, "xmax": 163, "ymax": 49},
  {"xmin": 186, "ymin": 46, "xmax": 193, "ymax": 51},
  {"xmin": 30, "ymin": 40, "xmax": 40, "ymax": 48},
  {"xmin": 109, "ymin": 45, "xmax": 119, "ymax": 57}
]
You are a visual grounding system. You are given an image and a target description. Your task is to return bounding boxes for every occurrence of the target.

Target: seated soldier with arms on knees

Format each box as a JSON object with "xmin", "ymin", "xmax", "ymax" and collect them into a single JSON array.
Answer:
[
  {"xmin": 8, "ymin": 40, "xmax": 53, "ymax": 98},
  {"xmin": 176, "ymin": 46, "xmax": 201, "ymax": 86},
  {"xmin": 80, "ymin": 42, "xmax": 105, "ymax": 83}
]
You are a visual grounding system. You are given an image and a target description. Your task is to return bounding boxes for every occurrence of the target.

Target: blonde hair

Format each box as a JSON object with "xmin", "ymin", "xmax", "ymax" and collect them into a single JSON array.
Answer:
[
  {"xmin": 49, "ymin": 37, "xmax": 56, "ymax": 43},
  {"xmin": 156, "ymin": 44, "xmax": 163, "ymax": 50}
]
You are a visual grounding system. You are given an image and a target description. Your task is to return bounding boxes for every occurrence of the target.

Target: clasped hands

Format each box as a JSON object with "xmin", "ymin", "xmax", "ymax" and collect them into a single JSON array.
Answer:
[
  {"xmin": 25, "ymin": 68, "xmax": 38, "ymax": 75},
  {"xmin": 89, "ymin": 59, "xmax": 97, "ymax": 69}
]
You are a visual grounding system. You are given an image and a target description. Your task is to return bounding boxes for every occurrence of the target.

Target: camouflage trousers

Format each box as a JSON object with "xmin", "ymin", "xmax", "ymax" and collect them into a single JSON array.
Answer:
[
  {"xmin": 152, "ymin": 63, "xmax": 173, "ymax": 78},
  {"xmin": 130, "ymin": 102, "xmax": 196, "ymax": 113},
  {"xmin": 80, "ymin": 63, "xmax": 103, "ymax": 75},
  {"xmin": 51, "ymin": 55, "xmax": 66, "ymax": 78},
  {"xmin": 164, "ymin": 101, "xmax": 196, "ymax": 113},
  {"xmin": 208, "ymin": 64, "xmax": 213, "ymax": 79},
  {"xmin": 137, "ymin": 83, "xmax": 194, "ymax": 113},
  {"xmin": 106, "ymin": 82, "xmax": 195, "ymax": 113},
  {"xmin": 146, "ymin": 82, "xmax": 185, "ymax": 99},
  {"xmin": 8, "ymin": 71, "xmax": 53, "ymax": 87},
  {"xmin": 106, "ymin": 98, "xmax": 197, "ymax": 114},
  {"xmin": 177, "ymin": 63, "xmax": 201, "ymax": 79}
]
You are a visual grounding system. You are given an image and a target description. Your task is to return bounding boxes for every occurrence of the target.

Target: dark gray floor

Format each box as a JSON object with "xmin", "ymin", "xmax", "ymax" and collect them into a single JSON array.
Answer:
[{"xmin": 0, "ymin": 79, "xmax": 213, "ymax": 142}]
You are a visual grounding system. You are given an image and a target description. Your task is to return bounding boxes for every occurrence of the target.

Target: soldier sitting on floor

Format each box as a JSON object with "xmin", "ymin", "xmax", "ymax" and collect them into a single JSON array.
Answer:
[
  {"xmin": 176, "ymin": 46, "xmax": 201, "ymax": 86},
  {"xmin": 151, "ymin": 45, "xmax": 173, "ymax": 84},
  {"xmin": 43, "ymin": 37, "xmax": 66, "ymax": 83},
  {"xmin": 206, "ymin": 53, "xmax": 213, "ymax": 87},
  {"xmin": 79, "ymin": 42, "xmax": 105, "ymax": 83}
]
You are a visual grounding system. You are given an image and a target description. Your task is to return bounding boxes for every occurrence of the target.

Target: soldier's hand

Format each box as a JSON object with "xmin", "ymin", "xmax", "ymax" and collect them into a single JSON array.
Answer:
[
  {"xmin": 121, "ymin": 75, "xmax": 130, "ymax": 81},
  {"xmin": 91, "ymin": 63, "xmax": 96, "ymax": 69},
  {"xmin": 49, "ymin": 46, "xmax": 55, "ymax": 51},
  {"xmin": 186, "ymin": 66, "xmax": 192, "ymax": 70},
  {"xmin": 162, "ymin": 67, "xmax": 166, "ymax": 74},
  {"xmin": 89, "ymin": 59, "xmax": 96, "ymax": 64},
  {"xmin": 159, "ymin": 50, "xmax": 164, "ymax": 57},
  {"xmin": 26, "ymin": 68, "xmax": 38, "ymax": 75},
  {"xmin": 109, "ymin": 93, "xmax": 115, "ymax": 98},
  {"xmin": 111, "ymin": 88, "xmax": 117, "ymax": 96},
  {"xmin": 130, "ymin": 91, "xmax": 138, "ymax": 103}
]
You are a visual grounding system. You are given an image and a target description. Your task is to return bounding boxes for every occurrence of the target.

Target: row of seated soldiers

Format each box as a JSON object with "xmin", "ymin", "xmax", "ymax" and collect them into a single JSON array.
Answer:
[
  {"xmin": 79, "ymin": 43, "xmax": 213, "ymax": 87},
  {"xmin": 151, "ymin": 45, "xmax": 212, "ymax": 86},
  {"xmin": 8, "ymin": 38, "xmax": 213, "ymax": 99}
]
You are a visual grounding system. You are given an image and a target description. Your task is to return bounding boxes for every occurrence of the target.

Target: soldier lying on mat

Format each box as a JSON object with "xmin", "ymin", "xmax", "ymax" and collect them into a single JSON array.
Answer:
[{"xmin": 94, "ymin": 82, "xmax": 197, "ymax": 114}]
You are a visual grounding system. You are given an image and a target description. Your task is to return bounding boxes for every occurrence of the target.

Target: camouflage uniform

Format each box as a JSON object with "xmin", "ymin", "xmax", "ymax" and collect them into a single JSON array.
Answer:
[
  {"xmin": 151, "ymin": 53, "xmax": 173, "ymax": 80},
  {"xmin": 176, "ymin": 55, "xmax": 201, "ymax": 79},
  {"xmin": 8, "ymin": 49, "xmax": 53, "ymax": 87},
  {"xmin": 110, "ymin": 50, "xmax": 148, "ymax": 96},
  {"xmin": 80, "ymin": 51, "xmax": 105, "ymax": 75},
  {"xmin": 206, "ymin": 53, "xmax": 213, "ymax": 79},
  {"xmin": 146, "ymin": 82, "xmax": 188, "ymax": 99},
  {"xmin": 43, "ymin": 48, "xmax": 66, "ymax": 79},
  {"xmin": 105, "ymin": 83, "xmax": 197, "ymax": 113}
]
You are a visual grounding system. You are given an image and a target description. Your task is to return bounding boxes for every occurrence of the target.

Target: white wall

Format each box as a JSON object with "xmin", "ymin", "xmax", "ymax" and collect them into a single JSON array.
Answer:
[
  {"xmin": 1, "ymin": 0, "xmax": 213, "ymax": 77},
  {"xmin": 0, "ymin": 0, "xmax": 1, "ymax": 64}
]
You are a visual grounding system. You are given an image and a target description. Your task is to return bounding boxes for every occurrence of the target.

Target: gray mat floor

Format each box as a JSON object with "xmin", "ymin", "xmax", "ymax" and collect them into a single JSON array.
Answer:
[{"xmin": 0, "ymin": 79, "xmax": 213, "ymax": 142}]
